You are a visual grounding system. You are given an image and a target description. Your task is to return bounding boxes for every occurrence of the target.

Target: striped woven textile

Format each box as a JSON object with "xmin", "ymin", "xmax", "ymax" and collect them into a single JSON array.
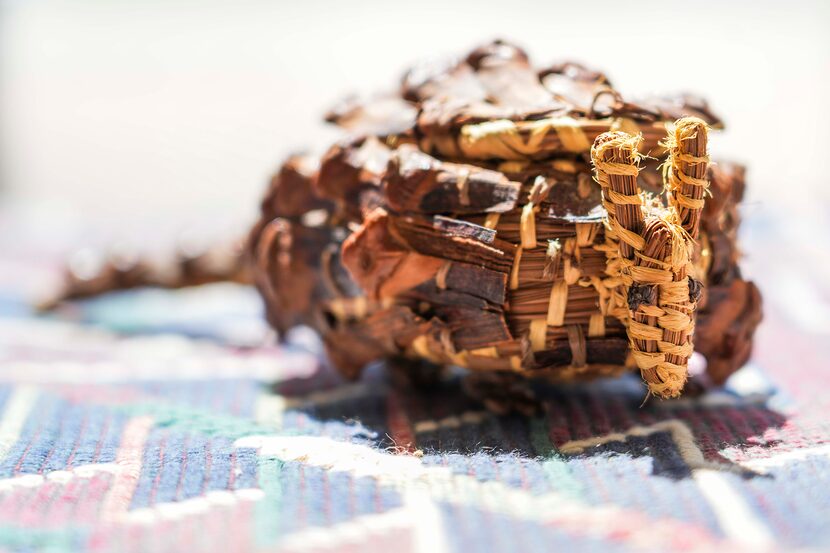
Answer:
[{"xmin": 0, "ymin": 214, "xmax": 828, "ymax": 552}]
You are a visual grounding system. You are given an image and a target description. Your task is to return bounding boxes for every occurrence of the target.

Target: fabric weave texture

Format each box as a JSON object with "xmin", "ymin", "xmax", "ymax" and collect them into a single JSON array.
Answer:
[{"xmin": 0, "ymin": 216, "xmax": 827, "ymax": 552}]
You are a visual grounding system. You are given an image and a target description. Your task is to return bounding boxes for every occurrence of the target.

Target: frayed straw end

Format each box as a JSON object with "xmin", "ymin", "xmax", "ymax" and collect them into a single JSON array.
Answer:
[
  {"xmin": 645, "ymin": 372, "xmax": 688, "ymax": 399},
  {"xmin": 658, "ymin": 116, "xmax": 710, "ymax": 190},
  {"xmin": 591, "ymin": 131, "xmax": 644, "ymax": 166},
  {"xmin": 660, "ymin": 116, "xmax": 710, "ymax": 151}
]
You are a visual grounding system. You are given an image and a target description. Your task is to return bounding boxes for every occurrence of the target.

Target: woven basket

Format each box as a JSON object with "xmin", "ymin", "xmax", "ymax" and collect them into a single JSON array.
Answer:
[{"xmin": 248, "ymin": 40, "xmax": 762, "ymax": 398}]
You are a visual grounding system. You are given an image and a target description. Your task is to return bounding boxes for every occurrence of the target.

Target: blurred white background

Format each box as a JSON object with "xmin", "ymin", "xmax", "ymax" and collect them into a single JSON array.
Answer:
[{"xmin": 1, "ymin": 0, "xmax": 829, "ymax": 247}]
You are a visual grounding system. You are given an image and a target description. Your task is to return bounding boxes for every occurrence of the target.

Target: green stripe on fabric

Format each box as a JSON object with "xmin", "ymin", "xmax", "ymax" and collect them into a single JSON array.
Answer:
[
  {"xmin": 254, "ymin": 456, "xmax": 284, "ymax": 546},
  {"xmin": 529, "ymin": 417, "xmax": 584, "ymax": 499},
  {"xmin": 0, "ymin": 526, "xmax": 83, "ymax": 553},
  {"xmin": 115, "ymin": 403, "xmax": 273, "ymax": 439}
]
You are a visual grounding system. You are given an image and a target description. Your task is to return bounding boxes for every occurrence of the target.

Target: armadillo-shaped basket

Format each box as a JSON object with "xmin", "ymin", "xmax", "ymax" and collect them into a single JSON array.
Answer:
[
  {"xmin": 247, "ymin": 40, "xmax": 762, "ymax": 398},
  {"xmin": 43, "ymin": 40, "xmax": 760, "ymax": 398}
]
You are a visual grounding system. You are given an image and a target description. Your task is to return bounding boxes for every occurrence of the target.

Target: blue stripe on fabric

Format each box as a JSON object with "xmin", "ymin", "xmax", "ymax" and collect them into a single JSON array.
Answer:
[
  {"xmin": 327, "ymin": 471, "xmax": 351, "ymax": 524},
  {"xmin": 277, "ymin": 462, "xmax": 302, "ymax": 533},
  {"xmin": 18, "ymin": 397, "xmax": 67, "ymax": 474},
  {"xmin": 129, "ymin": 428, "xmax": 166, "ymax": 509},
  {"xmin": 42, "ymin": 403, "xmax": 86, "ymax": 472},
  {"xmin": 439, "ymin": 502, "xmax": 635, "ymax": 553},
  {"xmin": 206, "ymin": 437, "xmax": 233, "ymax": 492},
  {"xmin": 351, "ymin": 474, "xmax": 380, "ymax": 517},
  {"xmin": 95, "ymin": 411, "xmax": 127, "ymax": 464},
  {"xmin": 152, "ymin": 432, "xmax": 186, "ymax": 504},
  {"xmin": 68, "ymin": 406, "xmax": 106, "ymax": 467},
  {"xmin": 301, "ymin": 465, "xmax": 326, "ymax": 527},
  {"xmin": 179, "ymin": 435, "xmax": 209, "ymax": 500},
  {"xmin": 233, "ymin": 447, "xmax": 259, "ymax": 490},
  {"xmin": 378, "ymin": 479, "xmax": 403, "ymax": 511}
]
